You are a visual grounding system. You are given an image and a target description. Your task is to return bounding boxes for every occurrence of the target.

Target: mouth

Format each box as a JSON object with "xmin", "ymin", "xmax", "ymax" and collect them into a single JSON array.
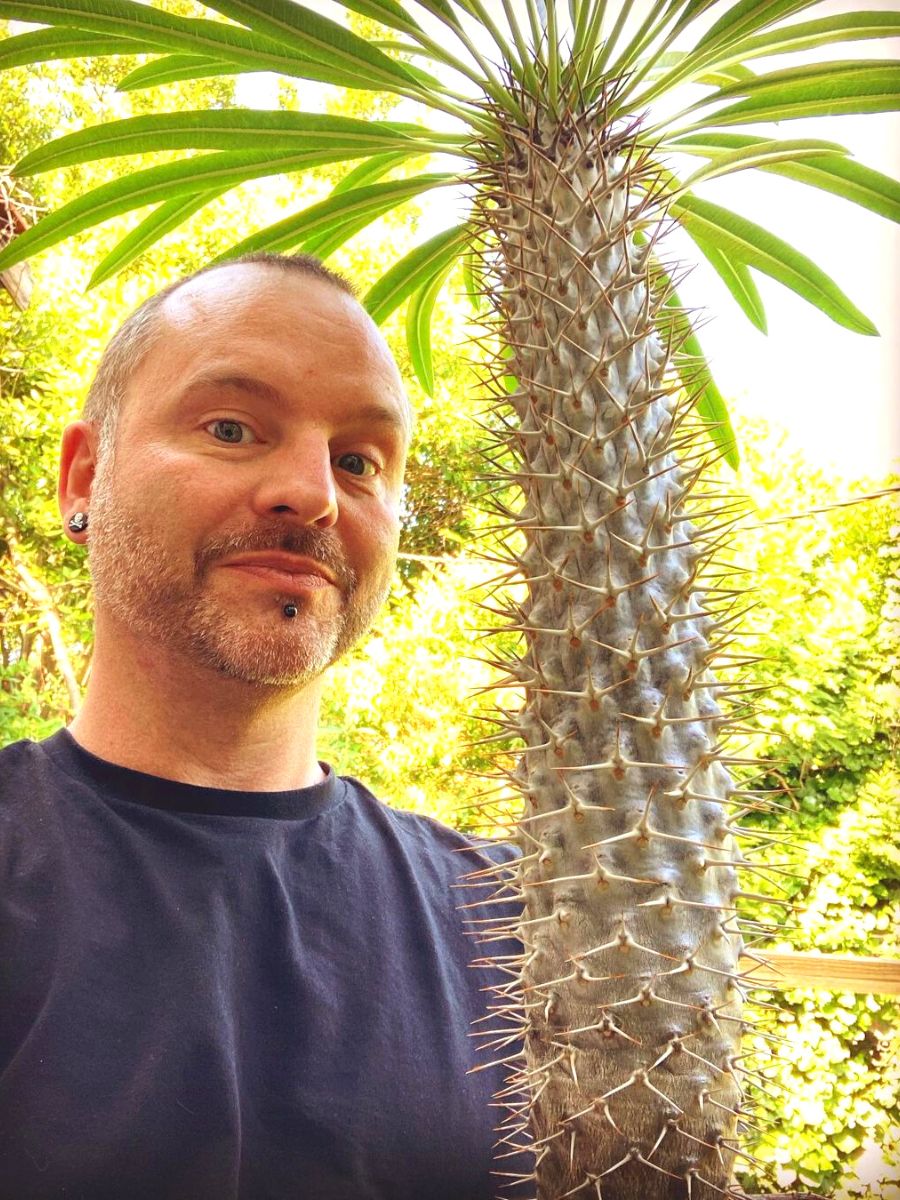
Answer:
[{"xmin": 218, "ymin": 554, "xmax": 337, "ymax": 591}]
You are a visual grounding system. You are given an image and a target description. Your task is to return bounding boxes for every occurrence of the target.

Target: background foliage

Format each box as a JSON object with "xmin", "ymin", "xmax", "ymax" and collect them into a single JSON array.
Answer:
[{"xmin": 1, "ymin": 29, "xmax": 897, "ymax": 1199}]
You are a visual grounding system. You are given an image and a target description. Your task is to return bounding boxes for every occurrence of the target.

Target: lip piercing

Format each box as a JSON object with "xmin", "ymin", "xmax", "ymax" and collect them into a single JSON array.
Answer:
[{"xmin": 283, "ymin": 604, "xmax": 298, "ymax": 619}]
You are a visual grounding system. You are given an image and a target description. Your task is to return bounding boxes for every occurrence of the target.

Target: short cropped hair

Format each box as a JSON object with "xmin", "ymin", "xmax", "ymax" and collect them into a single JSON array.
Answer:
[{"xmin": 82, "ymin": 252, "xmax": 357, "ymax": 459}]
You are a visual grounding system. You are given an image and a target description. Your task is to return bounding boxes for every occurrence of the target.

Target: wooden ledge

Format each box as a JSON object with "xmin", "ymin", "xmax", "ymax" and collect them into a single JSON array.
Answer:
[{"xmin": 739, "ymin": 951, "xmax": 900, "ymax": 996}]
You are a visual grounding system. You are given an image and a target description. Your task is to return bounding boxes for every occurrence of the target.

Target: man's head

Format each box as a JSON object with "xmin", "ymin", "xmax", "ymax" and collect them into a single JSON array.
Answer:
[{"xmin": 60, "ymin": 253, "xmax": 411, "ymax": 689}]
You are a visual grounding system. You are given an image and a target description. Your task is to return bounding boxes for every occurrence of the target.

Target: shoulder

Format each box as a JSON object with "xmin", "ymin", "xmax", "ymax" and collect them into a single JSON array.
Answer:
[
  {"xmin": 337, "ymin": 773, "xmax": 519, "ymax": 876},
  {"xmin": 0, "ymin": 737, "xmax": 45, "ymax": 802},
  {"xmin": 0, "ymin": 736, "xmax": 63, "ymax": 876}
]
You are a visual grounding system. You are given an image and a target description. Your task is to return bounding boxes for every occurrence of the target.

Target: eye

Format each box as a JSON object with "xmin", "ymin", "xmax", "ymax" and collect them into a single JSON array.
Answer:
[
  {"xmin": 207, "ymin": 419, "xmax": 257, "ymax": 445},
  {"xmin": 335, "ymin": 452, "xmax": 377, "ymax": 478}
]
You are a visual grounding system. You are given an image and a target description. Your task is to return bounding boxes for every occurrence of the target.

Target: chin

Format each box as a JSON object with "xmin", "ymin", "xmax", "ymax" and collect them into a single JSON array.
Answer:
[{"xmin": 189, "ymin": 612, "xmax": 343, "ymax": 688}]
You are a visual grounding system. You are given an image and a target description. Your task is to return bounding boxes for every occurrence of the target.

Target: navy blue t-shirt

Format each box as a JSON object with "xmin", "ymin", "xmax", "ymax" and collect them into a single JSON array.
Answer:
[{"xmin": 0, "ymin": 730, "xmax": 529, "ymax": 1199}]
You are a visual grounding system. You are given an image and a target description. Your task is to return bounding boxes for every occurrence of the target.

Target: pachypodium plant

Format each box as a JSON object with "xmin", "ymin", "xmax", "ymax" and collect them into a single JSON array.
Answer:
[{"xmin": 1, "ymin": 2, "xmax": 898, "ymax": 1196}]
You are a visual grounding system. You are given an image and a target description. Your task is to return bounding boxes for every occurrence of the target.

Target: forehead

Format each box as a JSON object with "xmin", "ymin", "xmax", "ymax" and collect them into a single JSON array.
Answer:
[{"xmin": 123, "ymin": 264, "xmax": 411, "ymax": 437}]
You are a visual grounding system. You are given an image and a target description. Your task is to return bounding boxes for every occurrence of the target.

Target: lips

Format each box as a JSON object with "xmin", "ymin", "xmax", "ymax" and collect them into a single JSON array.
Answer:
[{"xmin": 219, "ymin": 554, "xmax": 337, "ymax": 589}]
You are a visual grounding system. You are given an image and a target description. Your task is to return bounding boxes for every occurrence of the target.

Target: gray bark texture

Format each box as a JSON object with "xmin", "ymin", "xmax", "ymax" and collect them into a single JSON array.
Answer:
[{"xmin": 468, "ymin": 104, "xmax": 760, "ymax": 1200}]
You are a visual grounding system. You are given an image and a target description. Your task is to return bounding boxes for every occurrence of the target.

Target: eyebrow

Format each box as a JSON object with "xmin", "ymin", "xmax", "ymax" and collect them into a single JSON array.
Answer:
[{"xmin": 178, "ymin": 371, "xmax": 411, "ymax": 437}]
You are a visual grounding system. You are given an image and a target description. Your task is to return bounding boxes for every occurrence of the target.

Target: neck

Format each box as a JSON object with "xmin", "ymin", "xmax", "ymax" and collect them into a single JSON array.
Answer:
[{"xmin": 70, "ymin": 615, "xmax": 326, "ymax": 792}]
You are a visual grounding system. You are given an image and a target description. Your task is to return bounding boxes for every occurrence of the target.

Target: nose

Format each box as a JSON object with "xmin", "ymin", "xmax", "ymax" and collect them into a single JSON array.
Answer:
[{"xmin": 249, "ymin": 437, "xmax": 339, "ymax": 529}]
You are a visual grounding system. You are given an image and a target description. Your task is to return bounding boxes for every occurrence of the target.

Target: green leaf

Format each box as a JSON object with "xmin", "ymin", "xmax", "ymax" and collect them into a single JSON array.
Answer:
[
  {"xmin": 0, "ymin": 27, "xmax": 139, "ymax": 70},
  {"xmin": 671, "ymin": 192, "xmax": 879, "ymax": 335},
  {"xmin": 668, "ymin": 132, "xmax": 900, "ymax": 224},
  {"xmin": 635, "ymin": 225, "xmax": 739, "ymax": 466},
  {"xmin": 337, "ymin": 0, "xmax": 423, "ymax": 35},
  {"xmin": 16, "ymin": 110, "xmax": 442, "ymax": 176},
  {"xmin": 708, "ymin": 11, "xmax": 900, "ymax": 71},
  {"xmin": 117, "ymin": 55, "xmax": 275, "ymax": 93},
  {"xmin": 212, "ymin": 174, "xmax": 455, "ymax": 262},
  {"xmin": 405, "ymin": 0, "xmax": 462, "ymax": 31},
  {"xmin": 183, "ymin": 0, "xmax": 422, "ymax": 91},
  {"xmin": 302, "ymin": 152, "xmax": 413, "ymax": 258},
  {"xmin": 117, "ymin": 50, "xmax": 422, "ymax": 94},
  {"xmin": 364, "ymin": 224, "xmax": 469, "ymax": 325},
  {"xmin": 674, "ymin": 328, "xmax": 739, "ymax": 468},
  {"xmin": 675, "ymin": 138, "xmax": 849, "ymax": 191},
  {"xmin": 0, "ymin": 0, "xmax": 412, "ymax": 92},
  {"xmin": 692, "ymin": 235, "xmax": 767, "ymax": 332},
  {"xmin": 684, "ymin": 61, "xmax": 900, "ymax": 126},
  {"xmin": 667, "ymin": 0, "xmax": 724, "ymax": 43},
  {"xmin": 406, "ymin": 263, "xmax": 454, "ymax": 394},
  {"xmin": 694, "ymin": 63, "xmax": 757, "ymax": 89},
  {"xmin": 0, "ymin": 149, "xmax": 417, "ymax": 272},
  {"xmin": 202, "ymin": 0, "xmax": 421, "ymax": 51},
  {"xmin": 88, "ymin": 189, "xmax": 226, "ymax": 288},
  {"xmin": 696, "ymin": 0, "xmax": 822, "ymax": 55},
  {"xmin": 461, "ymin": 251, "xmax": 484, "ymax": 312},
  {"xmin": 326, "ymin": 151, "xmax": 415, "ymax": 198},
  {"xmin": 628, "ymin": 1, "xmax": 819, "ymax": 109}
]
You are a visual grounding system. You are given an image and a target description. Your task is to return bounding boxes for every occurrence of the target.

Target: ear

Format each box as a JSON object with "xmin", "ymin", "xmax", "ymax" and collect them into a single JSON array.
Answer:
[{"xmin": 58, "ymin": 421, "xmax": 101, "ymax": 541}]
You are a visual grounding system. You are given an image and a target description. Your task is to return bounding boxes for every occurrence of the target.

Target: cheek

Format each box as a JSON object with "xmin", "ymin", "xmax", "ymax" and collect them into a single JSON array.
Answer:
[
  {"xmin": 349, "ymin": 507, "xmax": 400, "ymax": 567},
  {"xmin": 141, "ymin": 454, "xmax": 235, "ymax": 520}
]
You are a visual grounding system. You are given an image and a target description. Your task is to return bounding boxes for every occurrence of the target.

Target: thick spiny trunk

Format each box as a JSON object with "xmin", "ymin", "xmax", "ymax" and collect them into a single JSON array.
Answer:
[{"xmin": 474, "ymin": 106, "xmax": 746, "ymax": 1200}]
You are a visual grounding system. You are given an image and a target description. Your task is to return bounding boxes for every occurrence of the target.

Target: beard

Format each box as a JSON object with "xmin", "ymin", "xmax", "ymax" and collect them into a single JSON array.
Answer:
[{"xmin": 86, "ymin": 452, "xmax": 394, "ymax": 688}]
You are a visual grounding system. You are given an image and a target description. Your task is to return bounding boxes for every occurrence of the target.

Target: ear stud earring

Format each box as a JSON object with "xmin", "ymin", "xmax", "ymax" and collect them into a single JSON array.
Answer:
[{"xmin": 68, "ymin": 512, "xmax": 89, "ymax": 534}]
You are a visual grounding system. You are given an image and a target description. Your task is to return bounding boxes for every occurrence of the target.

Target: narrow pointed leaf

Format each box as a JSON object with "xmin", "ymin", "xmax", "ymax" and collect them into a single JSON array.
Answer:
[
  {"xmin": 325, "ymin": 152, "xmax": 415, "ymax": 198},
  {"xmin": 302, "ymin": 152, "xmax": 413, "ymax": 257},
  {"xmin": 300, "ymin": 209, "xmax": 400, "ymax": 263},
  {"xmin": 675, "ymin": 138, "xmax": 849, "ymax": 191},
  {"xmin": 695, "ymin": 63, "xmax": 757, "ymax": 88},
  {"xmin": 16, "ymin": 110, "xmax": 446, "ymax": 176},
  {"xmin": 88, "ymin": 189, "xmax": 226, "ymax": 288},
  {"xmin": 202, "ymin": 0, "xmax": 421, "ymax": 51},
  {"xmin": 671, "ymin": 192, "xmax": 879, "ymax": 334},
  {"xmin": 630, "ymin": 1, "xmax": 820, "ymax": 107},
  {"xmin": 461, "ymin": 250, "xmax": 484, "ymax": 312},
  {"xmin": 0, "ymin": 149, "xmax": 414, "ymax": 272},
  {"xmin": 601, "ymin": 0, "xmax": 686, "ymax": 78},
  {"xmin": 0, "ymin": 27, "xmax": 139, "ymax": 70},
  {"xmin": 1, "ymin": 0, "xmax": 323, "ymax": 67},
  {"xmin": 691, "ymin": 236, "xmax": 767, "ymax": 332},
  {"xmin": 707, "ymin": 11, "xmax": 900, "ymax": 71},
  {"xmin": 211, "ymin": 174, "xmax": 455, "ymax": 262},
  {"xmin": 364, "ymin": 224, "xmax": 469, "ymax": 325},
  {"xmin": 667, "ymin": 0, "xmax": 726, "ymax": 42},
  {"xmin": 764, "ymin": 154, "xmax": 900, "ymax": 224},
  {"xmin": 407, "ymin": 0, "xmax": 462, "ymax": 30},
  {"xmin": 673, "ymin": 324, "xmax": 739, "ymax": 468},
  {"xmin": 696, "ymin": 0, "xmax": 823, "ymax": 54},
  {"xmin": 117, "ymin": 55, "xmax": 297, "ymax": 93},
  {"xmin": 0, "ymin": 0, "xmax": 417, "ymax": 93},
  {"xmin": 337, "ymin": 0, "xmax": 423, "ymax": 34},
  {"xmin": 116, "ymin": 51, "xmax": 434, "ymax": 95},
  {"xmin": 683, "ymin": 61, "xmax": 900, "ymax": 125},
  {"xmin": 637, "ymin": 226, "xmax": 739, "ymax": 465},
  {"xmin": 180, "ymin": 0, "xmax": 422, "ymax": 90},
  {"xmin": 660, "ymin": 293, "xmax": 740, "ymax": 466},
  {"xmin": 667, "ymin": 132, "xmax": 900, "ymax": 224},
  {"xmin": 406, "ymin": 263, "xmax": 454, "ymax": 394}
]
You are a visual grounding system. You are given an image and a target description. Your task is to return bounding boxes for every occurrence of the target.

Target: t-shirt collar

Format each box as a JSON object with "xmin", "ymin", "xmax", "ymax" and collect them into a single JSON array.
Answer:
[{"xmin": 40, "ymin": 727, "xmax": 339, "ymax": 821}]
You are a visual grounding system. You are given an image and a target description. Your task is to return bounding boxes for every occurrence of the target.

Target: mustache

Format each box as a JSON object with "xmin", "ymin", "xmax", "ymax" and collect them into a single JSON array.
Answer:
[{"xmin": 196, "ymin": 525, "xmax": 356, "ymax": 591}]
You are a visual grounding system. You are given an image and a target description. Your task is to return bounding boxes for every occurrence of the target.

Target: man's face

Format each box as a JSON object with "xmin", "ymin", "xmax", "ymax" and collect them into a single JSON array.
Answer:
[{"xmin": 85, "ymin": 265, "xmax": 409, "ymax": 688}]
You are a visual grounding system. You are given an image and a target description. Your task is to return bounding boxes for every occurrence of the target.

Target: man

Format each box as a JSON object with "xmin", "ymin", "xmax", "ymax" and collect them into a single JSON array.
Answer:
[{"xmin": 0, "ymin": 254, "xmax": 526, "ymax": 1199}]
